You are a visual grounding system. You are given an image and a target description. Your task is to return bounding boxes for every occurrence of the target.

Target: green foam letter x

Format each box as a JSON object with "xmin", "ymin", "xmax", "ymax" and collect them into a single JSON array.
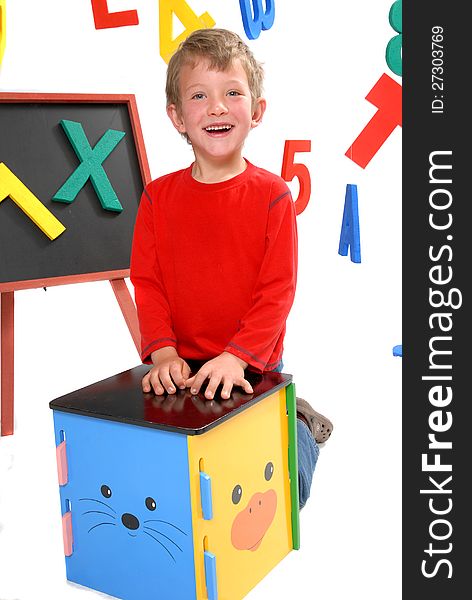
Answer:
[{"xmin": 53, "ymin": 119, "xmax": 125, "ymax": 212}]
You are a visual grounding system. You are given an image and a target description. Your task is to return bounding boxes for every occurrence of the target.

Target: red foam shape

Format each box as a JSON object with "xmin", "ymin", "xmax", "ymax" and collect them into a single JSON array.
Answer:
[
  {"xmin": 345, "ymin": 73, "xmax": 402, "ymax": 169},
  {"xmin": 56, "ymin": 440, "xmax": 68, "ymax": 485},
  {"xmin": 91, "ymin": 0, "xmax": 139, "ymax": 29},
  {"xmin": 62, "ymin": 512, "xmax": 73, "ymax": 556},
  {"xmin": 281, "ymin": 140, "xmax": 312, "ymax": 216}
]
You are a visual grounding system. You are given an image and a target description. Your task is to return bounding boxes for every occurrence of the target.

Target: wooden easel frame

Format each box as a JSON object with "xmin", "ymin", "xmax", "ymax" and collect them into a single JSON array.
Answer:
[{"xmin": 0, "ymin": 93, "xmax": 150, "ymax": 436}]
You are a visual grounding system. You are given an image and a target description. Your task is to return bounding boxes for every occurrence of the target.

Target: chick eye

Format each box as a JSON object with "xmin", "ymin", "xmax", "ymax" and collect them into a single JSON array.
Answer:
[
  {"xmin": 101, "ymin": 484, "xmax": 112, "ymax": 498},
  {"xmin": 232, "ymin": 485, "xmax": 242, "ymax": 504},
  {"xmin": 264, "ymin": 462, "xmax": 274, "ymax": 481},
  {"xmin": 145, "ymin": 497, "xmax": 157, "ymax": 511}
]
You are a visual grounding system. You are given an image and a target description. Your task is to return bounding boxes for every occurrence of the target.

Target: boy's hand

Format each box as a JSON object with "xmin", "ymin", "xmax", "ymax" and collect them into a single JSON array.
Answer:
[
  {"xmin": 143, "ymin": 347, "xmax": 191, "ymax": 395},
  {"xmin": 185, "ymin": 352, "xmax": 253, "ymax": 400}
]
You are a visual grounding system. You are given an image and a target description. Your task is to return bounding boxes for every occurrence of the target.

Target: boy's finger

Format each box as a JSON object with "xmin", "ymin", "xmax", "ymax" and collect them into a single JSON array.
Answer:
[
  {"xmin": 142, "ymin": 372, "xmax": 152, "ymax": 393},
  {"xmin": 150, "ymin": 377, "xmax": 165, "ymax": 395},
  {"xmin": 220, "ymin": 377, "xmax": 233, "ymax": 399},
  {"xmin": 182, "ymin": 362, "xmax": 191, "ymax": 381},
  {"xmin": 189, "ymin": 370, "xmax": 209, "ymax": 395},
  {"xmin": 170, "ymin": 363, "xmax": 186, "ymax": 389},
  {"xmin": 160, "ymin": 370, "xmax": 176, "ymax": 394},
  {"xmin": 238, "ymin": 377, "xmax": 253, "ymax": 394},
  {"xmin": 205, "ymin": 373, "xmax": 222, "ymax": 399},
  {"xmin": 185, "ymin": 375, "xmax": 195, "ymax": 388}
]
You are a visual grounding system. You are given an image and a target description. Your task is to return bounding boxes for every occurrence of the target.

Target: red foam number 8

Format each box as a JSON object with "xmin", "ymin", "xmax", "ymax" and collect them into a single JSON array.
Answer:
[{"xmin": 281, "ymin": 140, "xmax": 312, "ymax": 216}]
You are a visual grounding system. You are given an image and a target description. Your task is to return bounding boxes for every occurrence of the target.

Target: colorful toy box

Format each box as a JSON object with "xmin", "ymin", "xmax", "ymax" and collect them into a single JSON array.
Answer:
[{"xmin": 50, "ymin": 364, "xmax": 300, "ymax": 599}]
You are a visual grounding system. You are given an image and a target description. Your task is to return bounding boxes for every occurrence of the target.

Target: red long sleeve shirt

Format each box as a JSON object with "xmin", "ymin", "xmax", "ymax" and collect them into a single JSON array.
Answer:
[{"xmin": 130, "ymin": 160, "xmax": 298, "ymax": 372}]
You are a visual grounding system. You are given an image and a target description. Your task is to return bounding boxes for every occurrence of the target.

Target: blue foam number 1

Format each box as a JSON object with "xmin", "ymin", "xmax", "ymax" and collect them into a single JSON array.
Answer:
[
  {"xmin": 239, "ymin": 0, "xmax": 275, "ymax": 40},
  {"xmin": 338, "ymin": 184, "xmax": 361, "ymax": 263}
]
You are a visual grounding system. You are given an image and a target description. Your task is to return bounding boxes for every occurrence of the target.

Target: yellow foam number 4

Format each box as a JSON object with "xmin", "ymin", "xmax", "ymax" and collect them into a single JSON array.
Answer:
[
  {"xmin": 0, "ymin": 0, "xmax": 6, "ymax": 67},
  {"xmin": 0, "ymin": 163, "xmax": 66, "ymax": 240},
  {"xmin": 159, "ymin": 0, "xmax": 215, "ymax": 64}
]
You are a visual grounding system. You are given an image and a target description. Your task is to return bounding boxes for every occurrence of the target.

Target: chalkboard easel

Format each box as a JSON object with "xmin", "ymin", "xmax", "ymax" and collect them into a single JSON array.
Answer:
[{"xmin": 0, "ymin": 93, "xmax": 151, "ymax": 435}]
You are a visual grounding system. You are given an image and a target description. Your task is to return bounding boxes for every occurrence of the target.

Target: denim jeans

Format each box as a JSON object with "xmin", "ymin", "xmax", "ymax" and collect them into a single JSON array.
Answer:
[
  {"xmin": 297, "ymin": 419, "xmax": 319, "ymax": 509},
  {"xmin": 274, "ymin": 361, "xmax": 319, "ymax": 509}
]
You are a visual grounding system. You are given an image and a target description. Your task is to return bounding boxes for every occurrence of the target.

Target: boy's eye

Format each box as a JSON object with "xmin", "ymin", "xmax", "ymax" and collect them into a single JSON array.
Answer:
[
  {"xmin": 227, "ymin": 90, "xmax": 240, "ymax": 96},
  {"xmin": 192, "ymin": 93, "xmax": 205, "ymax": 100}
]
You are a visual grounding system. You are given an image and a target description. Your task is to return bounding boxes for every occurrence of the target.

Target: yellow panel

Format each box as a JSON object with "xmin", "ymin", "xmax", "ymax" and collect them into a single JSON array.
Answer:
[
  {"xmin": 0, "ymin": 0, "xmax": 5, "ymax": 66},
  {"xmin": 0, "ymin": 163, "xmax": 66, "ymax": 240},
  {"xmin": 188, "ymin": 389, "xmax": 292, "ymax": 600}
]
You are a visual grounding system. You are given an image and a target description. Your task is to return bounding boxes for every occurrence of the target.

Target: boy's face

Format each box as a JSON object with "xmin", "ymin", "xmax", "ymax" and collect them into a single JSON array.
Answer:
[{"xmin": 167, "ymin": 58, "xmax": 265, "ymax": 167}]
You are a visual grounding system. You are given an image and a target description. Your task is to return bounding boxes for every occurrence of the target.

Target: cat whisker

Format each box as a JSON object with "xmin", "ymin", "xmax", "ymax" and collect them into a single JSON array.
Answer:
[
  {"xmin": 143, "ymin": 526, "xmax": 183, "ymax": 552},
  {"xmin": 82, "ymin": 510, "xmax": 116, "ymax": 519},
  {"xmin": 78, "ymin": 498, "xmax": 117, "ymax": 514},
  {"xmin": 143, "ymin": 519, "xmax": 187, "ymax": 535},
  {"xmin": 143, "ymin": 530, "xmax": 176, "ymax": 562},
  {"xmin": 88, "ymin": 522, "xmax": 117, "ymax": 534}
]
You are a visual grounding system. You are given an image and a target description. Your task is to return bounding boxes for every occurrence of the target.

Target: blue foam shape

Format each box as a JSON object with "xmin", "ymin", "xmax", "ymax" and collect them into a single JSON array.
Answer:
[
  {"xmin": 393, "ymin": 344, "xmax": 402, "ymax": 357},
  {"xmin": 204, "ymin": 551, "xmax": 218, "ymax": 600},
  {"xmin": 338, "ymin": 183, "xmax": 361, "ymax": 263},
  {"xmin": 239, "ymin": 0, "xmax": 275, "ymax": 40},
  {"xmin": 200, "ymin": 471, "xmax": 213, "ymax": 520}
]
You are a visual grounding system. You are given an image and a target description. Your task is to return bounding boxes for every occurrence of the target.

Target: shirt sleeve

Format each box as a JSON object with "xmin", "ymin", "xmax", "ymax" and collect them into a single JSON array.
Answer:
[
  {"xmin": 130, "ymin": 186, "xmax": 177, "ymax": 363},
  {"xmin": 224, "ymin": 182, "xmax": 298, "ymax": 371}
]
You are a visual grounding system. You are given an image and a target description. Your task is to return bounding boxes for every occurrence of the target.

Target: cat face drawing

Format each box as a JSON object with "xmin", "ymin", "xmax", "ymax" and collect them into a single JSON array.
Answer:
[
  {"xmin": 53, "ymin": 412, "xmax": 197, "ymax": 600},
  {"xmin": 78, "ymin": 483, "xmax": 188, "ymax": 562}
]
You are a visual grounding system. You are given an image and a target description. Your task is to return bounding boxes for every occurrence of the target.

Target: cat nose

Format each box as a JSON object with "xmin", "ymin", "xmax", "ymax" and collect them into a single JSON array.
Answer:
[{"xmin": 121, "ymin": 513, "xmax": 140, "ymax": 530}]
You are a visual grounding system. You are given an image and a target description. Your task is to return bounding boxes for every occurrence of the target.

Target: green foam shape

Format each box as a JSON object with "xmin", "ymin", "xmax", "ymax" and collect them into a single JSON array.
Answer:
[
  {"xmin": 286, "ymin": 382, "xmax": 300, "ymax": 550},
  {"xmin": 53, "ymin": 119, "xmax": 125, "ymax": 212}
]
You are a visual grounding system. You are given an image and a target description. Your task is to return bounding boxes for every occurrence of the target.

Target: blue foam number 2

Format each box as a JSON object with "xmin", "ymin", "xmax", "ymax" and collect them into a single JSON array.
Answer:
[
  {"xmin": 338, "ymin": 184, "xmax": 361, "ymax": 263},
  {"xmin": 239, "ymin": 0, "xmax": 275, "ymax": 40}
]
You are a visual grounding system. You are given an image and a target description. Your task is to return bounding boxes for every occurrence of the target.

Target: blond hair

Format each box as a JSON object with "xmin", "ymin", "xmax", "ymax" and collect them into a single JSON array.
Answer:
[{"xmin": 166, "ymin": 28, "xmax": 264, "ymax": 111}]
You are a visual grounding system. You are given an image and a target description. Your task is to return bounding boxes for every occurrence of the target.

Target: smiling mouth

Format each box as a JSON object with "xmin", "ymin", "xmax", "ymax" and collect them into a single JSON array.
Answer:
[{"xmin": 204, "ymin": 125, "xmax": 233, "ymax": 134}]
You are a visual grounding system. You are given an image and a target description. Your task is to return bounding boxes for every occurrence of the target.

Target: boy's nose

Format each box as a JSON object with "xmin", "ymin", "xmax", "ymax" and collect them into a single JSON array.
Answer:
[{"xmin": 208, "ymin": 98, "xmax": 228, "ymax": 116}]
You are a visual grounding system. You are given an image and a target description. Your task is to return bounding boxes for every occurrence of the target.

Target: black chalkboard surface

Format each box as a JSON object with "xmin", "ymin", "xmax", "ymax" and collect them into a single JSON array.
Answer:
[{"xmin": 0, "ymin": 94, "xmax": 150, "ymax": 291}]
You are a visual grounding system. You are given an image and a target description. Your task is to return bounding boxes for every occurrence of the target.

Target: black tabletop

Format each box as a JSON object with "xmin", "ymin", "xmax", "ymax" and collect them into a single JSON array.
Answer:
[{"xmin": 49, "ymin": 363, "xmax": 292, "ymax": 435}]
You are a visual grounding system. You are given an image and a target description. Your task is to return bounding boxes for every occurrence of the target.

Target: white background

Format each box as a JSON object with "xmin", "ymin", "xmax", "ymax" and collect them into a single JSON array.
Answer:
[{"xmin": 0, "ymin": 1, "xmax": 402, "ymax": 599}]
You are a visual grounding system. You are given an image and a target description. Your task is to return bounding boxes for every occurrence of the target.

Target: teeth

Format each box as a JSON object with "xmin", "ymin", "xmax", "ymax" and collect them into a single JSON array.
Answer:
[{"xmin": 205, "ymin": 125, "xmax": 232, "ymax": 131}]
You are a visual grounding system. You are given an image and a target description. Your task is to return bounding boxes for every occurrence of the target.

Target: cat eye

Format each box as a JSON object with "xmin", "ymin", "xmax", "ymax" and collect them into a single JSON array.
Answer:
[
  {"xmin": 100, "ymin": 484, "xmax": 112, "ymax": 498},
  {"xmin": 145, "ymin": 496, "xmax": 157, "ymax": 511}
]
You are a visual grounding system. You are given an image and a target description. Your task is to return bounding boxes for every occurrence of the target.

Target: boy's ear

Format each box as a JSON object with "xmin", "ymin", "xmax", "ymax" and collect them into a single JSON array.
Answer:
[
  {"xmin": 251, "ymin": 97, "xmax": 267, "ymax": 129},
  {"xmin": 167, "ymin": 104, "xmax": 186, "ymax": 134}
]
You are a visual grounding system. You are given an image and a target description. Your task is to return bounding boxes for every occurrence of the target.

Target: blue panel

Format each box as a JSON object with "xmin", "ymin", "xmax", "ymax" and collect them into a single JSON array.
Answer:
[
  {"xmin": 200, "ymin": 472, "xmax": 213, "ymax": 520},
  {"xmin": 52, "ymin": 411, "xmax": 196, "ymax": 600},
  {"xmin": 204, "ymin": 551, "xmax": 218, "ymax": 600}
]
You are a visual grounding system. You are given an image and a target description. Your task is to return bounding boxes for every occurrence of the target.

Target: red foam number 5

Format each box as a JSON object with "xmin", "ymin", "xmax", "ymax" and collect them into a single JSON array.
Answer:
[{"xmin": 281, "ymin": 140, "xmax": 312, "ymax": 216}]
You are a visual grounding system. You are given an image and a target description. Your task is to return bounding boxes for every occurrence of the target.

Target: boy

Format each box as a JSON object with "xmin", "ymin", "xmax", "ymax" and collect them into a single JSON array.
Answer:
[{"xmin": 130, "ymin": 28, "xmax": 332, "ymax": 508}]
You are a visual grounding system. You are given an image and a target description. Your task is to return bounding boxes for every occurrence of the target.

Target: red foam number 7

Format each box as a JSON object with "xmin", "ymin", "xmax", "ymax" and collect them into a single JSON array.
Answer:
[{"xmin": 281, "ymin": 140, "xmax": 312, "ymax": 216}]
